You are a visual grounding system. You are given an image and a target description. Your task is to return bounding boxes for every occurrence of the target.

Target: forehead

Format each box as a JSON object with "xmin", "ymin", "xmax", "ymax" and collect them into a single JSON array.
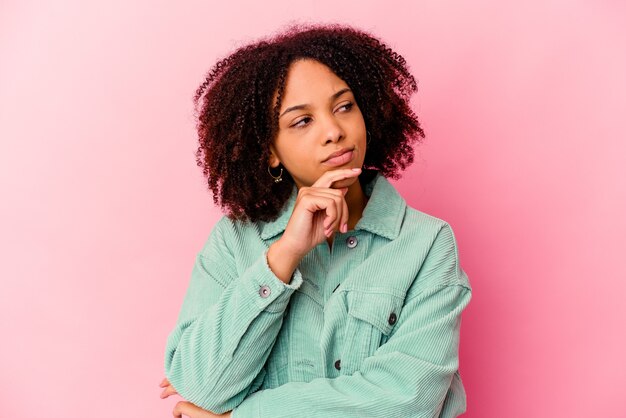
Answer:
[{"xmin": 279, "ymin": 59, "xmax": 350, "ymax": 105}]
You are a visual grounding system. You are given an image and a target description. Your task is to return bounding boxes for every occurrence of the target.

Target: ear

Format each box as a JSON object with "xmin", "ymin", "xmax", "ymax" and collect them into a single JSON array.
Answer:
[{"xmin": 268, "ymin": 145, "xmax": 281, "ymax": 168}]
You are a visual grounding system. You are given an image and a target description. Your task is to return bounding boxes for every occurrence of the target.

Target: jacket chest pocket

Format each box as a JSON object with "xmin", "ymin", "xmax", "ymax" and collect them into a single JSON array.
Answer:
[{"xmin": 339, "ymin": 291, "xmax": 404, "ymax": 375}]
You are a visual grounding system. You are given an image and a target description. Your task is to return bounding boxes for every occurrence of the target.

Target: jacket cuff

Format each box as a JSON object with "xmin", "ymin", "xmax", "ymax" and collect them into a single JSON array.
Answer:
[{"xmin": 245, "ymin": 248, "xmax": 303, "ymax": 313}]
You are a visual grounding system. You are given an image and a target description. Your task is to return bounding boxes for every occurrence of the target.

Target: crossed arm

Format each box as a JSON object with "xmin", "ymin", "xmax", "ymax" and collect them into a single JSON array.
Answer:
[
  {"xmin": 160, "ymin": 378, "xmax": 231, "ymax": 418},
  {"xmin": 160, "ymin": 219, "xmax": 471, "ymax": 417}
]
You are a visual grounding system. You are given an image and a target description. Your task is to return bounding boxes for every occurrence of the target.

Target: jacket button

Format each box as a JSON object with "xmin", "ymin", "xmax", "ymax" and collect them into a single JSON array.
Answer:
[
  {"xmin": 388, "ymin": 312, "xmax": 397, "ymax": 325},
  {"xmin": 334, "ymin": 359, "xmax": 341, "ymax": 370},
  {"xmin": 346, "ymin": 236, "xmax": 358, "ymax": 249},
  {"xmin": 259, "ymin": 285, "xmax": 271, "ymax": 298}
]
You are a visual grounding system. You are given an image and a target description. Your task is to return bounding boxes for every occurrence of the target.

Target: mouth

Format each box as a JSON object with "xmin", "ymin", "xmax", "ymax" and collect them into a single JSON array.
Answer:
[{"xmin": 322, "ymin": 147, "xmax": 355, "ymax": 167}]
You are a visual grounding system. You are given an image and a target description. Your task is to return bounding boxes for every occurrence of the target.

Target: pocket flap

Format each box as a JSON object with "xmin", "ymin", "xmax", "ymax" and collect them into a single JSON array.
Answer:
[{"xmin": 346, "ymin": 291, "xmax": 404, "ymax": 336}]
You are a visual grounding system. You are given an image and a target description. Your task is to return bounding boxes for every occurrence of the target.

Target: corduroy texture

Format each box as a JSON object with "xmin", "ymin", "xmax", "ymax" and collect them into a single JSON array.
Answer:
[{"xmin": 164, "ymin": 172, "xmax": 472, "ymax": 417}]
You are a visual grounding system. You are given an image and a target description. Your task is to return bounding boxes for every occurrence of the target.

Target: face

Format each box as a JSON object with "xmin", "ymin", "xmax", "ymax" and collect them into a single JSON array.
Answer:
[{"xmin": 269, "ymin": 59, "xmax": 367, "ymax": 189}]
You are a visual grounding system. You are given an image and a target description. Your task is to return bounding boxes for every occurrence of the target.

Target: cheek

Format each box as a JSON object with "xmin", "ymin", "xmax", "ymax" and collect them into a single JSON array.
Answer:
[
  {"xmin": 272, "ymin": 134, "xmax": 296, "ymax": 160},
  {"xmin": 353, "ymin": 122, "xmax": 367, "ymax": 145},
  {"xmin": 274, "ymin": 139, "xmax": 316, "ymax": 173}
]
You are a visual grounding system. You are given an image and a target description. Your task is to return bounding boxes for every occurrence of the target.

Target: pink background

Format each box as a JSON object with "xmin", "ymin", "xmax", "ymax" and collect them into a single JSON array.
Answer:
[{"xmin": 1, "ymin": 1, "xmax": 625, "ymax": 417}]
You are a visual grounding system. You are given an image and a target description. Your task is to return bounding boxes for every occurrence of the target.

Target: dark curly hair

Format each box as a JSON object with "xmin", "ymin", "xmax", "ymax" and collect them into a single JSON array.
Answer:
[{"xmin": 193, "ymin": 22, "xmax": 425, "ymax": 223}]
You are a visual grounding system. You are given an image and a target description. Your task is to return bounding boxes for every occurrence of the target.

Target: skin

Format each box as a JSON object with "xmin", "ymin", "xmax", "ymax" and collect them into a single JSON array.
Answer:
[
  {"xmin": 159, "ymin": 378, "xmax": 229, "ymax": 418},
  {"xmin": 160, "ymin": 58, "xmax": 370, "ymax": 417},
  {"xmin": 269, "ymin": 58, "xmax": 369, "ymax": 246},
  {"xmin": 266, "ymin": 58, "xmax": 370, "ymax": 283}
]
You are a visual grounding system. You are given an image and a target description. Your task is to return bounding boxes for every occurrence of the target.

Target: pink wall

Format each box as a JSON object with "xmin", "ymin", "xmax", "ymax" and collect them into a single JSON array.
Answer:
[{"xmin": 1, "ymin": 1, "xmax": 625, "ymax": 417}]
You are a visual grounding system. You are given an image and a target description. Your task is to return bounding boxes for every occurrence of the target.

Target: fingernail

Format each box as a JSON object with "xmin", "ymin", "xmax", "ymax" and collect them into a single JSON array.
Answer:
[
  {"xmin": 342, "ymin": 223, "xmax": 348, "ymax": 233},
  {"xmin": 351, "ymin": 168, "xmax": 361, "ymax": 172}
]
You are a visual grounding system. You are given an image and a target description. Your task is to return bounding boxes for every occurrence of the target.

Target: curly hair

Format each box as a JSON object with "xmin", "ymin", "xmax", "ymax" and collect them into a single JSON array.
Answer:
[{"xmin": 193, "ymin": 22, "xmax": 425, "ymax": 223}]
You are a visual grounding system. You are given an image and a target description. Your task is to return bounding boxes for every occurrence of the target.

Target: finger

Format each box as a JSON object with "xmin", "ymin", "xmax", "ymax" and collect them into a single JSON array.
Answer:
[
  {"xmin": 160, "ymin": 378, "xmax": 169, "ymax": 387},
  {"xmin": 299, "ymin": 185, "xmax": 345, "ymax": 198},
  {"xmin": 312, "ymin": 167, "xmax": 361, "ymax": 189},
  {"xmin": 160, "ymin": 384, "xmax": 178, "ymax": 398},
  {"xmin": 336, "ymin": 187, "xmax": 349, "ymax": 233},
  {"xmin": 172, "ymin": 401, "xmax": 186, "ymax": 418},
  {"xmin": 300, "ymin": 193, "xmax": 339, "ymax": 235},
  {"xmin": 173, "ymin": 401, "xmax": 194, "ymax": 418},
  {"xmin": 325, "ymin": 191, "xmax": 346, "ymax": 233},
  {"xmin": 320, "ymin": 197, "xmax": 339, "ymax": 236},
  {"xmin": 314, "ymin": 168, "xmax": 361, "ymax": 189},
  {"xmin": 173, "ymin": 401, "xmax": 218, "ymax": 418},
  {"xmin": 303, "ymin": 189, "xmax": 346, "ymax": 232},
  {"xmin": 340, "ymin": 192, "xmax": 349, "ymax": 233}
]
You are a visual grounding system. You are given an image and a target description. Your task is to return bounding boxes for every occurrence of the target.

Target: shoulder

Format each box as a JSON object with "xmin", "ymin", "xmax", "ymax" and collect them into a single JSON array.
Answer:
[
  {"xmin": 397, "ymin": 205, "xmax": 470, "ymax": 290},
  {"xmin": 197, "ymin": 214, "xmax": 267, "ymax": 268},
  {"xmin": 399, "ymin": 205, "xmax": 458, "ymax": 253},
  {"xmin": 197, "ymin": 215, "xmax": 246, "ymax": 255}
]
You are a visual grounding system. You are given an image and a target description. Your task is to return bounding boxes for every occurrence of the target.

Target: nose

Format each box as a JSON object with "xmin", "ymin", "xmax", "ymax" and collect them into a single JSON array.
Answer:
[{"xmin": 322, "ymin": 115, "xmax": 345, "ymax": 144}]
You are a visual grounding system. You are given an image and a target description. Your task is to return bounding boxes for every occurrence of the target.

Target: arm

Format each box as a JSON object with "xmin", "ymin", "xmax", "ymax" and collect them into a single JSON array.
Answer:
[
  {"xmin": 231, "ymin": 224, "xmax": 472, "ymax": 418},
  {"xmin": 165, "ymin": 169, "xmax": 361, "ymax": 413},
  {"xmin": 164, "ymin": 217, "xmax": 304, "ymax": 414}
]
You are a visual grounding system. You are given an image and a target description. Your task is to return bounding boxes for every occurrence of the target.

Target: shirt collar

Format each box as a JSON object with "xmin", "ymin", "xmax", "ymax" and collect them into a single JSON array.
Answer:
[{"xmin": 259, "ymin": 171, "xmax": 407, "ymax": 241}]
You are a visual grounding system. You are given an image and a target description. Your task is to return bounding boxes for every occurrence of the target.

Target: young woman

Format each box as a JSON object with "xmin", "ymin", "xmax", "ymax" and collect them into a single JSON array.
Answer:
[{"xmin": 159, "ymin": 23, "xmax": 472, "ymax": 418}]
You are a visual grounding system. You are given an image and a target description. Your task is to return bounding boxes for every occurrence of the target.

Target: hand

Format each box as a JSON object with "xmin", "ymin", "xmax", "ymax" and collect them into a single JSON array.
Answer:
[
  {"xmin": 279, "ymin": 167, "xmax": 361, "ymax": 257},
  {"xmin": 172, "ymin": 401, "xmax": 232, "ymax": 418},
  {"xmin": 159, "ymin": 378, "xmax": 232, "ymax": 417},
  {"xmin": 159, "ymin": 377, "xmax": 178, "ymax": 399}
]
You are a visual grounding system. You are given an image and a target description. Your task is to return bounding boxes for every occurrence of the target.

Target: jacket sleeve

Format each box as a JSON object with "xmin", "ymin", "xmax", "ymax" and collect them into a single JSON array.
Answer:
[
  {"xmin": 231, "ymin": 224, "xmax": 472, "ymax": 418},
  {"xmin": 163, "ymin": 216, "xmax": 303, "ymax": 414}
]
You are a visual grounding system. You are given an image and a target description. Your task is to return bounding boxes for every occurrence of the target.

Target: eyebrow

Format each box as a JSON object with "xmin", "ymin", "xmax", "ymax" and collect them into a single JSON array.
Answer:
[{"xmin": 279, "ymin": 88, "xmax": 352, "ymax": 119}]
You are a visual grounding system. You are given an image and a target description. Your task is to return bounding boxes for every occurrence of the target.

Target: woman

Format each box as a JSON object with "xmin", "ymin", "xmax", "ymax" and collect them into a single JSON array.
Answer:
[{"xmin": 159, "ymin": 23, "xmax": 472, "ymax": 418}]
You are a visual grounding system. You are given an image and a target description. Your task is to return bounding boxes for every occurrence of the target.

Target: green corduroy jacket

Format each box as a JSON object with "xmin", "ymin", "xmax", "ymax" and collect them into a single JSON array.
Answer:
[{"xmin": 164, "ymin": 171, "xmax": 472, "ymax": 417}]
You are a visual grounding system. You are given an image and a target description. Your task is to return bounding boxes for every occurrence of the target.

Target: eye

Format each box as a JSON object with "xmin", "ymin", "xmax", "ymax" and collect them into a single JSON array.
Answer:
[
  {"xmin": 291, "ymin": 116, "xmax": 312, "ymax": 129},
  {"xmin": 337, "ymin": 102, "xmax": 354, "ymax": 112}
]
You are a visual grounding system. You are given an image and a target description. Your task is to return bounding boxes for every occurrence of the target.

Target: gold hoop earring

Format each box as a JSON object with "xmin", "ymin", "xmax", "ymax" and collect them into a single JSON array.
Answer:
[{"xmin": 268, "ymin": 165, "xmax": 283, "ymax": 183}]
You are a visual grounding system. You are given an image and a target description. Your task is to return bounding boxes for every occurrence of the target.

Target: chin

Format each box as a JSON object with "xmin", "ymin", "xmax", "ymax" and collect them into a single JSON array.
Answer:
[{"xmin": 332, "ymin": 176, "xmax": 359, "ymax": 188}]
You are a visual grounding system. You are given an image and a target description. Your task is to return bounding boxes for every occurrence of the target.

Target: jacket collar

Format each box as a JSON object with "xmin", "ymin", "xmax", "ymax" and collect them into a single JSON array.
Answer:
[{"xmin": 259, "ymin": 171, "xmax": 406, "ymax": 241}]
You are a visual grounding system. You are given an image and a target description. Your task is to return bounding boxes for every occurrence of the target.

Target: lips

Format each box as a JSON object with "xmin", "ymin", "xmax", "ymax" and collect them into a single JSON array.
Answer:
[
  {"xmin": 323, "ymin": 147, "xmax": 354, "ymax": 162},
  {"xmin": 322, "ymin": 148, "xmax": 355, "ymax": 167}
]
